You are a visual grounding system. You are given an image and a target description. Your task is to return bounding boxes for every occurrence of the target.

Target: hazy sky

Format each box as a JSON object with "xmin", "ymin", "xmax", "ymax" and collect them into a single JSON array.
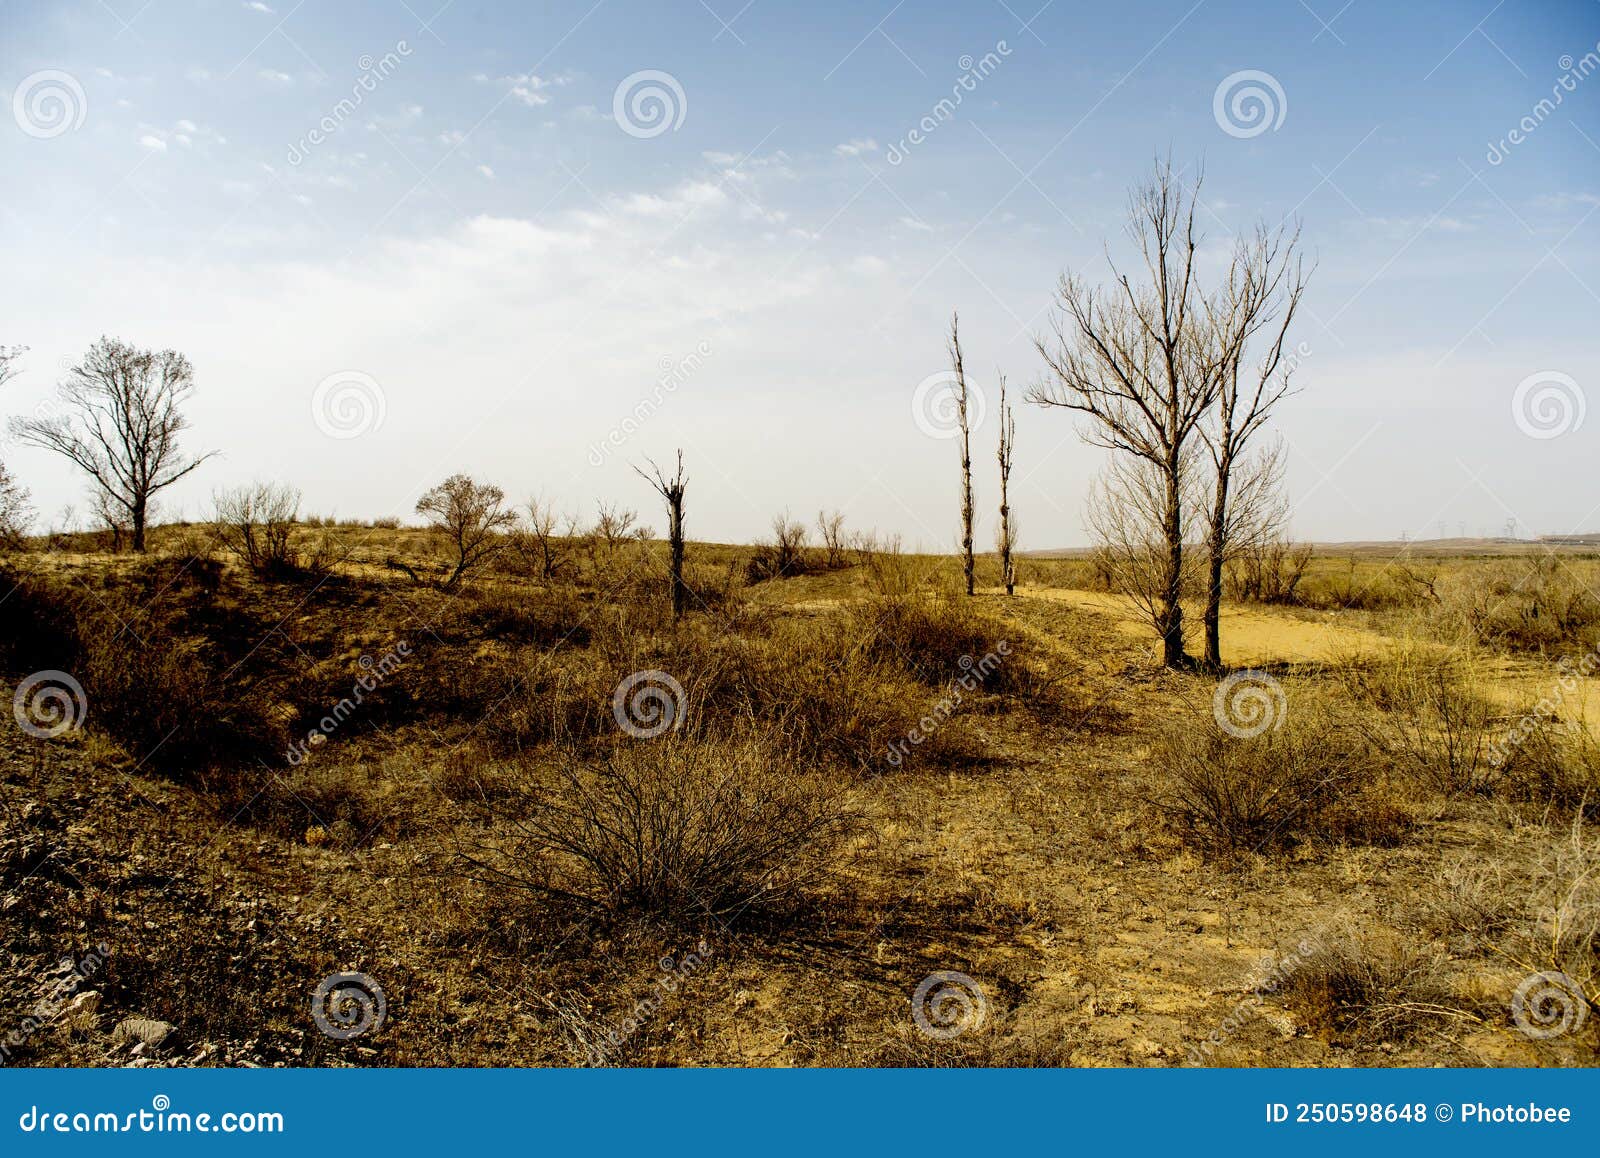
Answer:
[{"xmin": 2, "ymin": 0, "xmax": 1597, "ymax": 548}]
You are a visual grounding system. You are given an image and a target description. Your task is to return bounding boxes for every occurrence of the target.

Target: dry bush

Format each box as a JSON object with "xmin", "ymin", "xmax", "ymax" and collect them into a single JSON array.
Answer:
[
  {"xmin": 1225, "ymin": 540, "xmax": 1313, "ymax": 604},
  {"xmin": 1496, "ymin": 712, "xmax": 1600, "ymax": 813},
  {"xmin": 1334, "ymin": 644, "xmax": 1499, "ymax": 796},
  {"xmin": 745, "ymin": 512, "xmax": 813, "ymax": 583},
  {"xmin": 458, "ymin": 734, "xmax": 856, "ymax": 922},
  {"xmin": 1154, "ymin": 708, "xmax": 1378, "ymax": 853},
  {"xmin": 845, "ymin": 593, "xmax": 1020, "ymax": 692},
  {"xmin": 213, "ymin": 482, "xmax": 301, "ymax": 574},
  {"xmin": 1435, "ymin": 557, "xmax": 1600, "ymax": 654},
  {"xmin": 1283, "ymin": 929, "xmax": 1467, "ymax": 1045}
]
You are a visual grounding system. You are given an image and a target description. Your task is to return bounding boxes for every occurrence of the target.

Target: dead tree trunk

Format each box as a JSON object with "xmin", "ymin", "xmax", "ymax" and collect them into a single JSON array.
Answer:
[
  {"xmin": 949, "ymin": 312, "xmax": 976, "ymax": 597},
  {"xmin": 996, "ymin": 374, "xmax": 1016, "ymax": 596},
  {"xmin": 638, "ymin": 451, "xmax": 689, "ymax": 620}
]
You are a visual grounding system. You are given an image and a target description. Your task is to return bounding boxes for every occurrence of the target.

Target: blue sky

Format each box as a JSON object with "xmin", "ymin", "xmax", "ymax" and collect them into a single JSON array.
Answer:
[{"xmin": 2, "ymin": 0, "xmax": 1597, "ymax": 547}]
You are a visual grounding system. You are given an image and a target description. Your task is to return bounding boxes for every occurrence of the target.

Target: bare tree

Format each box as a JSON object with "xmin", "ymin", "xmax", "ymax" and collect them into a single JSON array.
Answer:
[
  {"xmin": 1197, "ymin": 225, "xmax": 1310, "ymax": 671},
  {"xmin": 88, "ymin": 490, "xmax": 128, "ymax": 553},
  {"xmin": 1029, "ymin": 159, "xmax": 1223, "ymax": 668},
  {"xmin": 817, "ymin": 509, "xmax": 848, "ymax": 569},
  {"xmin": 416, "ymin": 474, "xmax": 516, "ymax": 589},
  {"xmin": 949, "ymin": 313, "xmax": 977, "ymax": 597},
  {"xmin": 637, "ymin": 451, "xmax": 689, "ymax": 620},
  {"xmin": 214, "ymin": 481, "xmax": 302, "ymax": 573},
  {"xmin": 995, "ymin": 373, "xmax": 1017, "ymax": 595},
  {"xmin": 1085, "ymin": 451, "xmax": 1205, "ymax": 643},
  {"xmin": 0, "ymin": 463, "xmax": 30, "ymax": 549},
  {"xmin": 593, "ymin": 502, "xmax": 639, "ymax": 553},
  {"xmin": 514, "ymin": 493, "xmax": 567, "ymax": 580},
  {"xmin": 0, "ymin": 345, "xmax": 30, "ymax": 548},
  {"xmin": 8, "ymin": 337, "xmax": 216, "ymax": 552}
]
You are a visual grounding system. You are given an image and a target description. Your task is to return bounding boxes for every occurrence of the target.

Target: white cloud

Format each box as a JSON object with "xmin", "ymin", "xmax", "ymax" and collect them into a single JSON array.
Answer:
[
  {"xmin": 257, "ymin": 69, "xmax": 294, "ymax": 86},
  {"xmin": 898, "ymin": 216, "xmax": 934, "ymax": 232},
  {"xmin": 501, "ymin": 73, "xmax": 553, "ymax": 106},
  {"xmin": 834, "ymin": 138, "xmax": 878, "ymax": 158},
  {"xmin": 245, "ymin": 1, "xmax": 275, "ymax": 12},
  {"xmin": 177, "ymin": 119, "xmax": 198, "ymax": 133},
  {"xmin": 476, "ymin": 164, "xmax": 495, "ymax": 179},
  {"xmin": 848, "ymin": 255, "xmax": 888, "ymax": 275},
  {"xmin": 138, "ymin": 134, "xmax": 167, "ymax": 152}
]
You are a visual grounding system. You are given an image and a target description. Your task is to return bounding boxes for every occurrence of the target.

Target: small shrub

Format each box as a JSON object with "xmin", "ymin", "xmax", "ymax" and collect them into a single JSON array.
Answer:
[
  {"xmin": 1283, "ymin": 930, "xmax": 1465, "ymax": 1044},
  {"xmin": 1155, "ymin": 709, "xmax": 1375, "ymax": 853},
  {"xmin": 461, "ymin": 734, "xmax": 856, "ymax": 921}
]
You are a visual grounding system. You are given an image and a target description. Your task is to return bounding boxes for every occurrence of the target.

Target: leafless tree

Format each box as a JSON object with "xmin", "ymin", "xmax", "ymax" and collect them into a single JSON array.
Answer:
[
  {"xmin": 770, "ymin": 512, "xmax": 808, "ymax": 574},
  {"xmin": 8, "ymin": 337, "xmax": 216, "ymax": 552},
  {"xmin": 995, "ymin": 373, "xmax": 1017, "ymax": 595},
  {"xmin": 513, "ymin": 493, "xmax": 567, "ymax": 580},
  {"xmin": 817, "ymin": 509, "xmax": 848, "ymax": 568},
  {"xmin": 593, "ymin": 502, "xmax": 639, "ymax": 553},
  {"xmin": 637, "ymin": 451, "xmax": 689, "ymax": 620},
  {"xmin": 1197, "ymin": 224, "xmax": 1310, "ymax": 671},
  {"xmin": 214, "ymin": 481, "xmax": 302, "ymax": 573},
  {"xmin": 949, "ymin": 313, "xmax": 977, "ymax": 597},
  {"xmin": 0, "ymin": 345, "xmax": 29, "ymax": 548},
  {"xmin": 0, "ymin": 463, "xmax": 30, "ymax": 549},
  {"xmin": 88, "ymin": 490, "xmax": 128, "ymax": 553},
  {"xmin": 416, "ymin": 473, "xmax": 516, "ymax": 589},
  {"xmin": 1029, "ymin": 159, "xmax": 1223, "ymax": 668}
]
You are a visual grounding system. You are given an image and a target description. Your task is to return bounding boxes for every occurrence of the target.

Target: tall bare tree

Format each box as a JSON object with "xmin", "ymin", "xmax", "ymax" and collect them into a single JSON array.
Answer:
[
  {"xmin": 0, "ymin": 345, "xmax": 30, "ymax": 548},
  {"xmin": 513, "ymin": 493, "xmax": 567, "ymax": 580},
  {"xmin": 1029, "ymin": 159, "xmax": 1222, "ymax": 668},
  {"xmin": 995, "ymin": 374, "xmax": 1017, "ymax": 596},
  {"xmin": 637, "ymin": 451, "xmax": 689, "ymax": 620},
  {"xmin": 8, "ymin": 337, "xmax": 215, "ymax": 552},
  {"xmin": 1197, "ymin": 225, "xmax": 1310, "ymax": 671},
  {"xmin": 415, "ymin": 473, "xmax": 516, "ymax": 589},
  {"xmin": 816, "ymin": 509, "xmax": 848, "ymax": 568},
  {"xmin": 949, "ymin": 313, "xmax": 976, "ymax": 597}
]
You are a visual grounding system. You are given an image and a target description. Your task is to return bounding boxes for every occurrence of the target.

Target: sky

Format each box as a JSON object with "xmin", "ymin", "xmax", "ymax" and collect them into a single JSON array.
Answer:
[{"xmin": 1, "ymin": 0, "xmax": 1597, "ymax": 549}]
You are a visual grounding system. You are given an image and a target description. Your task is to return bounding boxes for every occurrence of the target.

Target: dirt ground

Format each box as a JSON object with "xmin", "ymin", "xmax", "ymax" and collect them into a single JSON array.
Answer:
[{"xmin": 2, "ymin": 557, "xmax": 1597, "ymax": 1069}]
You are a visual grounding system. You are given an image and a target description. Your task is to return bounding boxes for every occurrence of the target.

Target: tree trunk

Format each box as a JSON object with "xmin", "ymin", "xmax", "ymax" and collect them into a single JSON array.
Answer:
[
  {"xmin": 131, "ymin": 500, "xmax": 147, "ymax": 553},
  {"xmin": 1160, "ymin": 463, "xmax": 1187, "ymax": 669},
  {"xmin": 668, "ymin": 495, "xmax": 686, "ymax": 620},
  {"xmin": 1202, "ymin": 461, "xmax": 1231, "ymax": 673}
]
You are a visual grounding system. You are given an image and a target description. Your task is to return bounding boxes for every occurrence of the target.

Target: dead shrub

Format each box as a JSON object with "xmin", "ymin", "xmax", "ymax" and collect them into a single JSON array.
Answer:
[
  {"xmin": 1155, "ymin": 709, "xmax": 1376, "ymax": 853},
  {"xmin": 458, "ymin": 734, "xmax": 857, "ymax": 922},
  {"xmin": 1283, "ymin": 930, "xmax": 1468, "ymax": 1045}
]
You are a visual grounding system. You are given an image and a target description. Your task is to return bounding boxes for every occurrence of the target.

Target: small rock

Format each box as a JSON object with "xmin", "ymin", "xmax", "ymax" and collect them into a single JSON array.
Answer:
[{"xmin": 111, "ymin": 1017, "xmax": 175, "ymax": 1049}]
